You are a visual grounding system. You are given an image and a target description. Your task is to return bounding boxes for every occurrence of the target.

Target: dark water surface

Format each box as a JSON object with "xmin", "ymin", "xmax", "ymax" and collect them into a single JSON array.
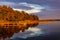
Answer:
[{"xmin": 3, "ymin": 21, "xmax": 60, "ymax": 40}]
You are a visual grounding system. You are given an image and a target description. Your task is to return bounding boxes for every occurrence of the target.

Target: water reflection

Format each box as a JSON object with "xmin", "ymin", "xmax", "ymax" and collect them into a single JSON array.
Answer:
[
  {"xmin": 0, "ymin": 21, "xmax": 60, "ymax": 40},
  {"xmin": 10, "ymin": 21, "xmax": 60, "ymax": 40},
  {"xmin": 0, "ymin": 22, "xmax": 38, "ymax": 39}
]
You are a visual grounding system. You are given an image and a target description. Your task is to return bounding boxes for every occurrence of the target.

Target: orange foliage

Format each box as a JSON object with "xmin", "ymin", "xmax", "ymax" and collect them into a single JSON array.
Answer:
[{"xmin": 0, "ymin": 5, "xmax": 39, "ymax": 38}]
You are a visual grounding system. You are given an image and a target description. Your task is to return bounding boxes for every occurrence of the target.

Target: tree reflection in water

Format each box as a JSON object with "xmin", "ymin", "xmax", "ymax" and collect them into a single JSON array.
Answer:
[{"xmin": 0, "ymin": 23, "xmax": 39, "ymax": 39}]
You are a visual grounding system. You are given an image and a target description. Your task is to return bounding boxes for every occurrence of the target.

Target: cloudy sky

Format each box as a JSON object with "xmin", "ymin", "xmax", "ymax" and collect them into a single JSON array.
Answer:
[
  {"xmin": 0, "ymin": 0, "xmax": 60, "ymax": 39},
  {"xmin": 0, "ymin": 0, "xmax": 60, "ymax": 19}
]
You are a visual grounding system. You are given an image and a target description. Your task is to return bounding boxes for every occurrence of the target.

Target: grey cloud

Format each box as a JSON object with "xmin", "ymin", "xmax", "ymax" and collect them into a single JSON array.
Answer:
[
  {"xmin": 0, "ymin": 0, "xmax": 60, "ymax": 9},
  {"xmin": 0, "ymin": 2, "xmax": 33, "ymax": 10}
]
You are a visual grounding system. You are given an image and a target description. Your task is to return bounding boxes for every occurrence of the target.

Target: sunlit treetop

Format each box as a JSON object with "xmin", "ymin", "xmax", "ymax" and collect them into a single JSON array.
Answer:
[{"xmin": 0, "ymin": 5, "xmax": 39, "ymax": 21}]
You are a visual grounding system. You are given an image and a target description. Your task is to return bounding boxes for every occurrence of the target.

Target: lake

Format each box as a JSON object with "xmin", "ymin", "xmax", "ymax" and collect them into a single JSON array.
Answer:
[{"xmin": 4, "ymin": 21, "xmax": 60, "ymax": 40}]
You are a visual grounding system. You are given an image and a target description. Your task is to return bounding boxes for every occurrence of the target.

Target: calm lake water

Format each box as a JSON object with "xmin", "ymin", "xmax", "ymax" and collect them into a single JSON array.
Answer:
[
  {"xmin": 38, "ymin": 21, "xmax": 60, "ymax": 34},
  {"xmin": 4, "ymin": 21, "xmax": 60, "ymax": 40}
]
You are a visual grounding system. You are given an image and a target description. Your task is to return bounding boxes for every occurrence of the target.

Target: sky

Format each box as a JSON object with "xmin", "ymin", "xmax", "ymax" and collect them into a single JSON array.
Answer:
[
  {"xmin": 0, "ymin": 0, "xmax": 60, "ymax": 39},
  {"xmin": 0, "ymin": 0, "xmax": 60, "ymax": 19}
]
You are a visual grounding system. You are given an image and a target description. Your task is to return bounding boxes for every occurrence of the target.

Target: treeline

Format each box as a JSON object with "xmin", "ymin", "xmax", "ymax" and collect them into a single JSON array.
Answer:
[{"xmin": 0, "ymin": 5, "xmax": 39, "ymax": 21}]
